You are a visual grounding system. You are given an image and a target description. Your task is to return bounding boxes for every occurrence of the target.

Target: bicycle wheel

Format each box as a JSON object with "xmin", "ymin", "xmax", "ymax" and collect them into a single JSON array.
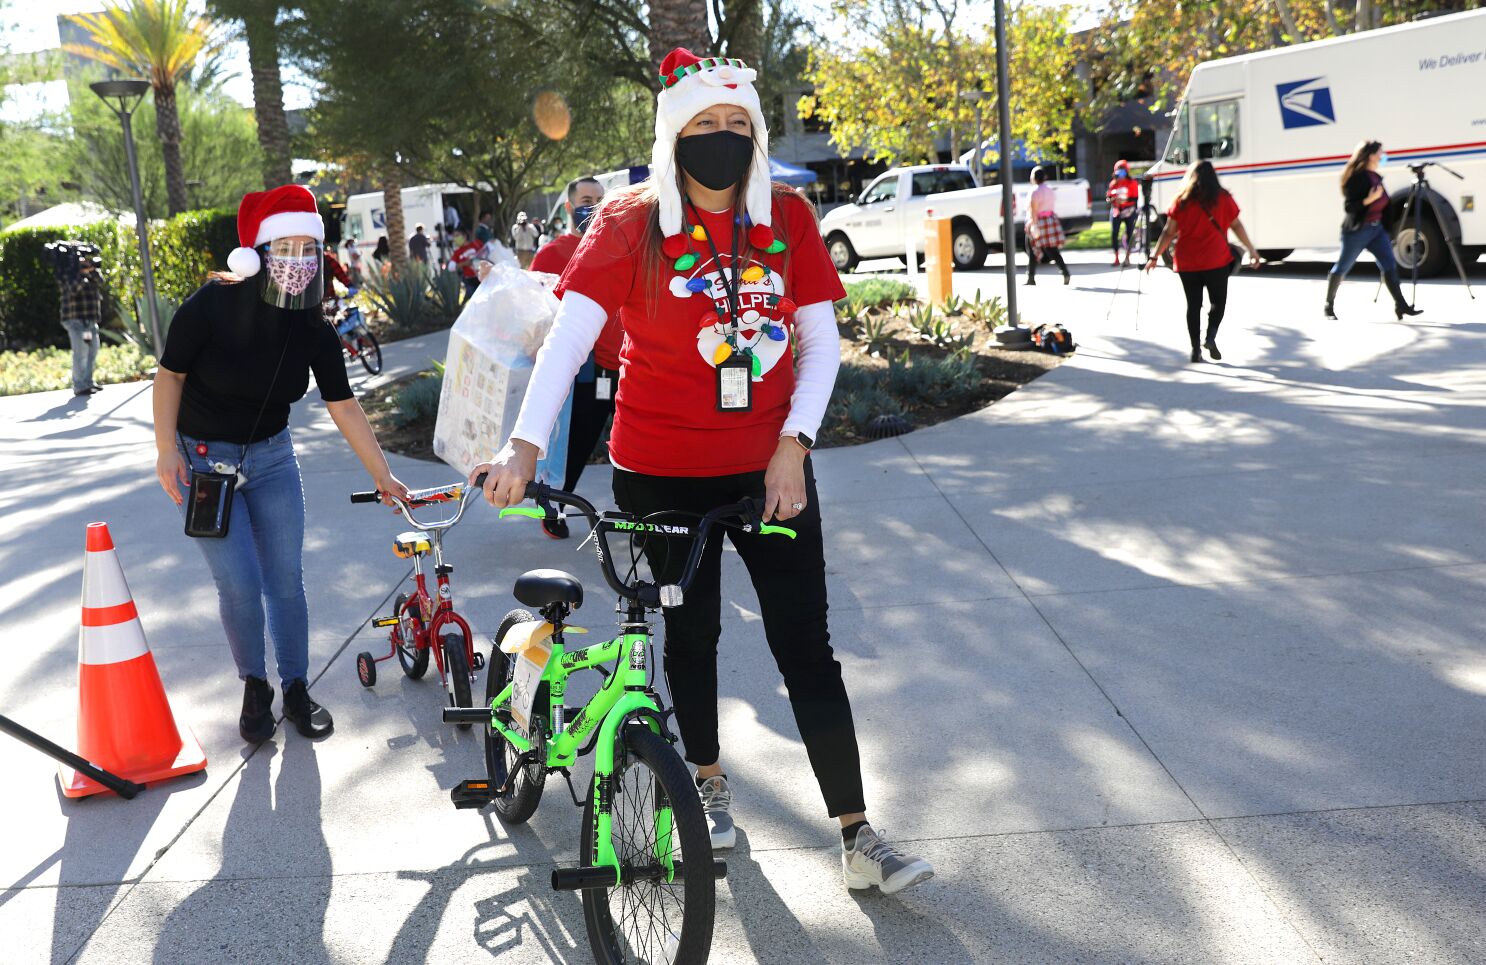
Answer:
[
  {"xmin": 392, "ymin": 593, "xmax": 430, "ymax": 679},
  {"xmin": 442, "ymin": 633, "xmax": 473, "ymax": 729},
  {"xmin": 487, "ymin": 608, "xmax": 547, "ymax": 824},
  {"xmin": 356, "ymin": 329, "xmax": 382, "ymax": 375},
  {"xmin": 581, "ymin": 726, "xmax": 715, "ymax": 965}
]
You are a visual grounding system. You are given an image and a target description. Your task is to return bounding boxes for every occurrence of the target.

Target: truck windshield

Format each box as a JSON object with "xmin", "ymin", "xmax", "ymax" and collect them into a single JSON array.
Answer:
[{"xmin": 1163, "ymin": 103, "xmax": 1190, "ymax": 166}]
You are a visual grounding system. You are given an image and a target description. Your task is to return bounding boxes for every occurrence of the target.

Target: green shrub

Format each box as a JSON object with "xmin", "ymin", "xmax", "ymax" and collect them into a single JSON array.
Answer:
[
  {"xmin": 886, "ymin": 349, "xmax": 980, "ymax": 405},
  {"xmin": 427, "ymin": 268, "xmax": 464, "ymax": 323},
  {"xmin": 826, "ymin": 361, "xmax": 905, "ymax": 433},
  {"xmin": 839, "ymin": 278, "xmax": 917, "ymax": 307},
  {"xmin": 0, "ymin": 341, "xmax": 156, "ymax": 395},
  {"xmin": 149, "ymin": 207, "xmax": 238, "ymax": 304},
  {"xmin": 0, "ymin": 207, "xmax": 235, "ymax": 351},
  {"xmin": 393, "ymin": 370, "xmax": 444, "ymax": 427},
  {"xmin": 365, "ymin": 267, "xmax": 433, "ymax": 331}
]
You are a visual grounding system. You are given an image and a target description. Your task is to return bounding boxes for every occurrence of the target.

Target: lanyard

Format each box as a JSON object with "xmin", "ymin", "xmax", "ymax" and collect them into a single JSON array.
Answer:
[{"xmin": 686, "ymin": 200, "xmax": 745, "ymax": 343}]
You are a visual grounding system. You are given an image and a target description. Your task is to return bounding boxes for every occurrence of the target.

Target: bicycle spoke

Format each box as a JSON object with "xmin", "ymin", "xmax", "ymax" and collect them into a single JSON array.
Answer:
[{"xmin": 602, "ymin": 752, "xmax": 688, "ymax": 965}]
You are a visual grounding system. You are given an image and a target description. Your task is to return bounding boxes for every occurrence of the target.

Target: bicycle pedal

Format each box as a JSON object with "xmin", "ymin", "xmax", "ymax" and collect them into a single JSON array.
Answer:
[
  {"xmin": 471, "ymin": 651, "xmax": 485, "ymax": 671},
  {"xmin": 372, "ymin": 617, "xmax": 399, "ymax": 628},
  {"xmin": 450, "ymin": 778, "xmax": 494, "ymax": 810}
]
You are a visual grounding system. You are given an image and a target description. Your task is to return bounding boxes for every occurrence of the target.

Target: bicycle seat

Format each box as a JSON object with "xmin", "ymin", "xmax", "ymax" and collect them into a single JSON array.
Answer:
[
  {"xmin": 514, "ymin": 569, "xmax": 584, "ymax": 610},
  {"xmin": 393, "ymin": 531, "xmax": 432, "ymax": 558}
]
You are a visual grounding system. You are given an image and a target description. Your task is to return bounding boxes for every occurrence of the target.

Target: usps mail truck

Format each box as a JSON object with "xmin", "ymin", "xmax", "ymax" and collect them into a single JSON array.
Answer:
[{"xmin": 1146, "ymin": 8, "xmax": 1486, "ymax": 275}]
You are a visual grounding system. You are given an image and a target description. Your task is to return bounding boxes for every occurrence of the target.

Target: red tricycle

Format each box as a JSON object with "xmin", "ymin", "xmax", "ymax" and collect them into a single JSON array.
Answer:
[{"xmin": 349, "ymin": 481, "xmax": 483, "ymax": 726}]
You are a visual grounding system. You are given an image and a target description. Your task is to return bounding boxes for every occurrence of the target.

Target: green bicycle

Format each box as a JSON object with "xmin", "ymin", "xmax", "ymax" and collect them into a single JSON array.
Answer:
[{"xmin": 442, "ymin": 481, "xmax": 796, "ymax": 965}]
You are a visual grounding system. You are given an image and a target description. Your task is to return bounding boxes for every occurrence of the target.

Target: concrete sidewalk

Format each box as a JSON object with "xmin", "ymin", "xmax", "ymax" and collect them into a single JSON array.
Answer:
[{"xmin": 2, "ymin": 257, "xmax": 1484, "ymax": 963}]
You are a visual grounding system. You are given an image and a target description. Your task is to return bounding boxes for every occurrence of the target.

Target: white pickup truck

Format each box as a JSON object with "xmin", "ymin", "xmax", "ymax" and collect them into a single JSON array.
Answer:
[{"xmin": 820, "ymin": 164, "xmax": 1092, "ymax": 272}]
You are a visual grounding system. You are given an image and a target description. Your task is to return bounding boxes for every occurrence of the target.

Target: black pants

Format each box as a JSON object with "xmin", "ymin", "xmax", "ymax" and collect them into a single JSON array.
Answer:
[
  {"xmin": 1178, "ymin": 266, "xmax": 1229, "ymax": 347},
  {"xmin": 611, "ymin": 461, "xmax": 866, "ymax": 817},
  {"xmin": 1027, "ymin": 247, "xmax": 1068, "ymax": 281},
  {"xmin": 1111, "ymin": 212, "xmax": 1136, "ymax": 254},
  {"xmin": 563, "ymin": 369, "xmax": 616, "ymax": 493}
]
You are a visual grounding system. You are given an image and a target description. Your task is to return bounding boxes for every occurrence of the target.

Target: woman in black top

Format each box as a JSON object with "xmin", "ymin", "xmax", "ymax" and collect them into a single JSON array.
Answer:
[
  {"xmin": 1325, "ymin": 140, "xmax": 1423, "ymax": 321},
  {"xmin": 152, "ymin": 186, "xmax": 409, "ymax": 745}
]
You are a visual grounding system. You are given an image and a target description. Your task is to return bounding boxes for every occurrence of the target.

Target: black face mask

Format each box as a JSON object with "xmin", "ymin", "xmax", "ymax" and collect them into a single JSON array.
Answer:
[{"xmin": 676, "ymin": 130, "xmax": 753, "ymax": 192}]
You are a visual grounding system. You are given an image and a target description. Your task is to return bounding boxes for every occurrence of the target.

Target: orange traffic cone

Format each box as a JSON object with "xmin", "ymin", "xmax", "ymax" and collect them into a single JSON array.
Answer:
[{"xmin": 59, "ymin": 522, "xmax": 207, "ymax": 798}]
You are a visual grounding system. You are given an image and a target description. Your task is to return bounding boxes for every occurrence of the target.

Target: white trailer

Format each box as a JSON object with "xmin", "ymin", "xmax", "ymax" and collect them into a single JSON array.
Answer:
[
  {"xmin": 341, "ymin": 183, "xmax": 476, "ymax": 248},
  {"xmin": 1146, "ymin": 8, "xmax": 1486, "ymax": 275}
]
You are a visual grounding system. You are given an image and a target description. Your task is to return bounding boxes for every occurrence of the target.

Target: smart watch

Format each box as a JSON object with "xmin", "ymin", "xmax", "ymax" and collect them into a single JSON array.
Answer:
[{"xmin": 785, "ymin": 431, "xmax": 814, "ymax": 452}]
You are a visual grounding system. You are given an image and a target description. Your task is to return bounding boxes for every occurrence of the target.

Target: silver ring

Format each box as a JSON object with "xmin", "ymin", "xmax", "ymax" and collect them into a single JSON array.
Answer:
[{"xmin": 791, "ymin": 502, "xmax": 805, "ymax": 511}]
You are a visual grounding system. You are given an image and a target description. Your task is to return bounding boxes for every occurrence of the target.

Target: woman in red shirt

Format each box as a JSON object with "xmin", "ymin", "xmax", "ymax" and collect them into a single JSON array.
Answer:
[
  {"xmin": 473, "ymin": 48, "xmax": 933, "ymax": 897},
  {"xmin": 1147, "ymin": 160, "xmax": 1260, "ymax": 363}
]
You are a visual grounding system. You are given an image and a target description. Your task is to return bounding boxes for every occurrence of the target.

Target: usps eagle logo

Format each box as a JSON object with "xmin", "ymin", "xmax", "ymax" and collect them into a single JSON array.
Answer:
[{"xmin": 1276, "ymin": 78, "xmax": 1335, "ymax": 129}]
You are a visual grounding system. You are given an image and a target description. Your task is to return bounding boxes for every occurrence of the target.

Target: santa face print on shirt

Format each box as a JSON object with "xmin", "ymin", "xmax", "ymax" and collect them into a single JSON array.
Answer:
[{"xmin": 669, "ymin": 248, "xmax": 791, "ymax": 381}]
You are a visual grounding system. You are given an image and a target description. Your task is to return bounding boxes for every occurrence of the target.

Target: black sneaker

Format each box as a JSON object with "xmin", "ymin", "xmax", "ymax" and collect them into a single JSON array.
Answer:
[
  {"xmin": 240, "ymin": 676, "xmax": 276, "ymax": 744},
  {"xmin": 282, "ymin": 679, "xmax": 334, "ymax": 739},
  {"xmin": 541, "ymin": 517, "xmax": 570, "ymax": 540}
]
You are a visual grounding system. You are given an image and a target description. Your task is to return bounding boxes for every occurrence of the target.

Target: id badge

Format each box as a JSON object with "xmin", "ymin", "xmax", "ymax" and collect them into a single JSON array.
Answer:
[
  {"xmin": 716, "ymin": 355, "xmax": 752, "ymax": 412},
  {"xmin": 595, "ymin": 375, "xmax": 613, "ymax": 401}
]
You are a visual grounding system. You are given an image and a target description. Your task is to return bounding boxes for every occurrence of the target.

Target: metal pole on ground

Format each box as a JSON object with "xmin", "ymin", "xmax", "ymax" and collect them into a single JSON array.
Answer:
[
  {"xmin": 994, "ymin": 0, "xmax": 1018, "ymax": 327},
  {"xmin": 0, "ymin": 713, "xmax": 145, "ymax": 799}
]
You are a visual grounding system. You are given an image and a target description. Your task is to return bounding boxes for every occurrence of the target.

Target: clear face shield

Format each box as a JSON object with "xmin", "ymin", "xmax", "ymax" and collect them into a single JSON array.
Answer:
[{"xmin": 257, "ymin": 237, "xmax": 324, "ymax": 310}]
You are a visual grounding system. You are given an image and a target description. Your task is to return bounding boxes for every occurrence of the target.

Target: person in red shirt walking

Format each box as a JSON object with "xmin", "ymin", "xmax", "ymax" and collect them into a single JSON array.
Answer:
[
  {"xmin": 1147, "ymin": 160, "xmax": 1260, "ymax": 363},
  {"xmin": 473, "ymin": 47, "xmax": 933, "ymax": 896},
  {"xmin": 1106, "ymin": 160, "xmax": 1140, "ymax": 266},
  {"xmin": 529, "ymin": 175, "xmax": 619, "ymax": 539},
  {"xmin": 450, "ymin": 231, "xmax": 482, "ymax": 302}
]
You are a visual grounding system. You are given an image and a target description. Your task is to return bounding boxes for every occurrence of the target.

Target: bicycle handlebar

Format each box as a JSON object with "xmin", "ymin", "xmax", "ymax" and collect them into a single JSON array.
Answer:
[
  {"xmin": 348, "ymin": 472, "xmax": 489, "ymax": 531},
  {"xmin": 500, "ymin": 482, "xmax": 795, "ymax": 609}
]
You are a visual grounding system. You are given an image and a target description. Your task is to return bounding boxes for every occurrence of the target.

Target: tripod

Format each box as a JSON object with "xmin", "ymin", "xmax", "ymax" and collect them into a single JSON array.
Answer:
[{"xmin": 1389, "ymin": 161, "xmax": 1475, "ymax": 302}]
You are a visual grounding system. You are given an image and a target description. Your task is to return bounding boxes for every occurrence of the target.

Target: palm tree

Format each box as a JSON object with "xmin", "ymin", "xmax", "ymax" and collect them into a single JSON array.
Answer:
[
  {"xmin": 209, "ymin": 0, "xmax": 292, "ymax": 188},
  {"xmin": 66, "ymin": 0, "xmax": 222, "ymax": 215},
  {"xmin": 647, "ymin": 0, "xmax": 711, "ymax": 75}
]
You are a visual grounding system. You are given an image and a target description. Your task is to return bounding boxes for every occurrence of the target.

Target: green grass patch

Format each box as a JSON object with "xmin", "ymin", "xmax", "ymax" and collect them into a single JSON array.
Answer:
[
  {"xmin": 839, "ymin": 278, "xmax": 918, "ymax": 306},
  {"xmin": 0, "ymin": 342, "xmax": 156, "ymax": 396},
  {"xmin": 1064, "ymin": 220, "xmax": 1112, "ymax": 251}
]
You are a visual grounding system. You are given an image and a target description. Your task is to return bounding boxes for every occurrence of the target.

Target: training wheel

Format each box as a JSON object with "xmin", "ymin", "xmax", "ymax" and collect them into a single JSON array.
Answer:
[{"xmin": 356, "ymin": 651, "xmax": 377, "ymax": 688}]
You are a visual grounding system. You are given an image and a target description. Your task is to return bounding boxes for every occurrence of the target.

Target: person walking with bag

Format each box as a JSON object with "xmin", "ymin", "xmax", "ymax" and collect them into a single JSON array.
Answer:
[
  {"xmin": 1146, "ymin": 160, "xmax": 1260, "ymax": 362},
  {"xmin": 1025, "ymin": 166, "xmax": 1070, "ymax": 286},
  {"xmin": 528, "ymin": 175, "xmax": 621, "ymax": 540},
  {"xmin": 1324, "ymin": 140, "xmax": 1422, "ymax": 321},
  {"xmin": 152, "ymin": 185, "xmax": 410, "ymax": 745},
  {"xmin": 472, "ymin": 48, "xmax": 934, "ymax": 896}
]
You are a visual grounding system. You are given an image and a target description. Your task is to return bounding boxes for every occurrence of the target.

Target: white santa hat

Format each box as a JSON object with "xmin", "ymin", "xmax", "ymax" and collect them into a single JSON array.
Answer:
[
  {"xmin": 226, "ymin": 184, "xmax": 325, "ymax": 277},
  {"xmin": 652, "ymin": 48, "xmax": 773, "ymax": 244}
]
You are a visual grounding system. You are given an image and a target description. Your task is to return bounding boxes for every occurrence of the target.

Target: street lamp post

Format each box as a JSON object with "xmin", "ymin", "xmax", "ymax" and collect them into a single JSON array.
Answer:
[
  {"xmin": 958, "ymin": 91, "xmax": 988, "ymax": 187},
  {"xmin": 89, "ymin": 79, "xmax": 163, "ymax": 356},
  {"xmin": 993, "ymin": 0, "xmax": 1018, "ymax": 327}
]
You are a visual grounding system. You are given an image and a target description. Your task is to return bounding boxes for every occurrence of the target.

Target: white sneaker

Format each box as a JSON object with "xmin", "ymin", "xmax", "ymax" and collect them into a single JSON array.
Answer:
[
  {"xmin": 842, "ymin": 826, "xmax": 934, "ymax": 895},
  {"xmin": 697, "ymin": 774, "xmax": 736, "ymax": 849}
]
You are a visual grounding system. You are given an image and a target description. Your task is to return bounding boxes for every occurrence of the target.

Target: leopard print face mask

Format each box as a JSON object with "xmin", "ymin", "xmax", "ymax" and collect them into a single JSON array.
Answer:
[{"xmin": 265, "ymin": 254, "xmax": 320, "ymax": 295}]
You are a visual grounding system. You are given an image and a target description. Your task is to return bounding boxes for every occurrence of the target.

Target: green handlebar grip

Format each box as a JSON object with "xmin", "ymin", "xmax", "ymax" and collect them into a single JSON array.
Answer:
[
  {"xmin": 499, "ymin": 507, "xmax": 546, "ymax": 520},
  {"xmin": 759, "ymin": 523, "xmax": 797, "ymax": 539}
]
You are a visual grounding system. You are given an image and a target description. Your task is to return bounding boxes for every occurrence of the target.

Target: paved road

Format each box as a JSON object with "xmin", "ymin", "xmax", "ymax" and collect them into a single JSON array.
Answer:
[{"xmin": 2, "ymin": 251, "xmax": 1483, "ymax": 963}]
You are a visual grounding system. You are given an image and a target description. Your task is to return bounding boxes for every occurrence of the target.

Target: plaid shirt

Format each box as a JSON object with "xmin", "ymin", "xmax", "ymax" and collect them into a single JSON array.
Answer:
[
  {"xmin": 1027, "ymin": 212, "xmax": 1066, "ymax": 257},
  {"xmin": 59, "ymin": 271, "xmax": 103, "ymax": 323}
]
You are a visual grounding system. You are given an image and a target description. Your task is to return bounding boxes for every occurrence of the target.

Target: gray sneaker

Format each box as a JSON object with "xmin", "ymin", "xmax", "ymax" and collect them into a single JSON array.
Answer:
[
  {"xmin": 842, "ymin": 826, "xmax": 934, "ymax": 894},
  {"xmin": 697, "ymin": 774, "xmax": 735, "ymax": 849}
]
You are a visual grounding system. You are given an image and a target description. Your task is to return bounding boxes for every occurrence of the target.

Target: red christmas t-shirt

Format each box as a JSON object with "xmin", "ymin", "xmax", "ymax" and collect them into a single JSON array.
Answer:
[
  {"xmin": 532, "ymin": 232, "xmax": 624, "ymax": 370},
  {"xmin": 557, "ymin": 191, "xmax": 844, "ymax": 477},
  {"xmin": 1167, "ymin": 191, "xmax": 1240, "ymax": 273}
]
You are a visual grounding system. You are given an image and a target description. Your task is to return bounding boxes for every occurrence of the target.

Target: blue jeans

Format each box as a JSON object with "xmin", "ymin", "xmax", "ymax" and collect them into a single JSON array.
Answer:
[
  {"xmin": 1330, "ymin": 221, "xmax": 1398, "ymax": 279},
  {"xmin": 62, "ymin": 317, "xmax": 99, "ymax": 393},
  {"xmin": 177, "ymin": 428, "xmax": 309, "ymax": 687}
]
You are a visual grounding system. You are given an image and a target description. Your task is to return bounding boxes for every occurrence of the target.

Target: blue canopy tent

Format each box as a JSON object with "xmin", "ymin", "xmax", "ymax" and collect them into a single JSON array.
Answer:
[{"xmin": 768, "ymin": 158, "xmax": 817, "ymax": 185}]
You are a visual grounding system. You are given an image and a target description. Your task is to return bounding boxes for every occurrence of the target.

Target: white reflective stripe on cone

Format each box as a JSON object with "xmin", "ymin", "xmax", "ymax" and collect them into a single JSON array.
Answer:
[
  {"xmin": 82, "ymin": 549, "xmax": 133, "ymax": 609},
  {"xmin": 79, "ymin": 618, "xmax": 150, "ymax": 665}
]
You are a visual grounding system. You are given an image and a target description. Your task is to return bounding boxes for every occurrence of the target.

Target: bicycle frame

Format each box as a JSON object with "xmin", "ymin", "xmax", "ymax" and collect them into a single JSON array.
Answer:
[
  {"xmin": 489, "ymin": 626, "xmax": 671, "ymax": 880},
  {"xmin": 398, "ymin": 527, "xmax": 475, "ymax": 683}
]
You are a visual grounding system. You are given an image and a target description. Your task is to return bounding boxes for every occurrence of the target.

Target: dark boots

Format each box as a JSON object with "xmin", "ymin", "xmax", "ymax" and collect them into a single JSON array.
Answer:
[
  {"xmin": 1324, "ymin": 274, "xmax": 1341, "ymax": 320},
  {"xmin": 1383, "ymin": 271, "xmax": 1423, "ymax": 319},
  {"xmin": 283, "ymin": 679, "xmax": 334, "ymax": 739},
  {"xmin": 240, "ymin": 677, "xmax": 275, "ymax": 744}
]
